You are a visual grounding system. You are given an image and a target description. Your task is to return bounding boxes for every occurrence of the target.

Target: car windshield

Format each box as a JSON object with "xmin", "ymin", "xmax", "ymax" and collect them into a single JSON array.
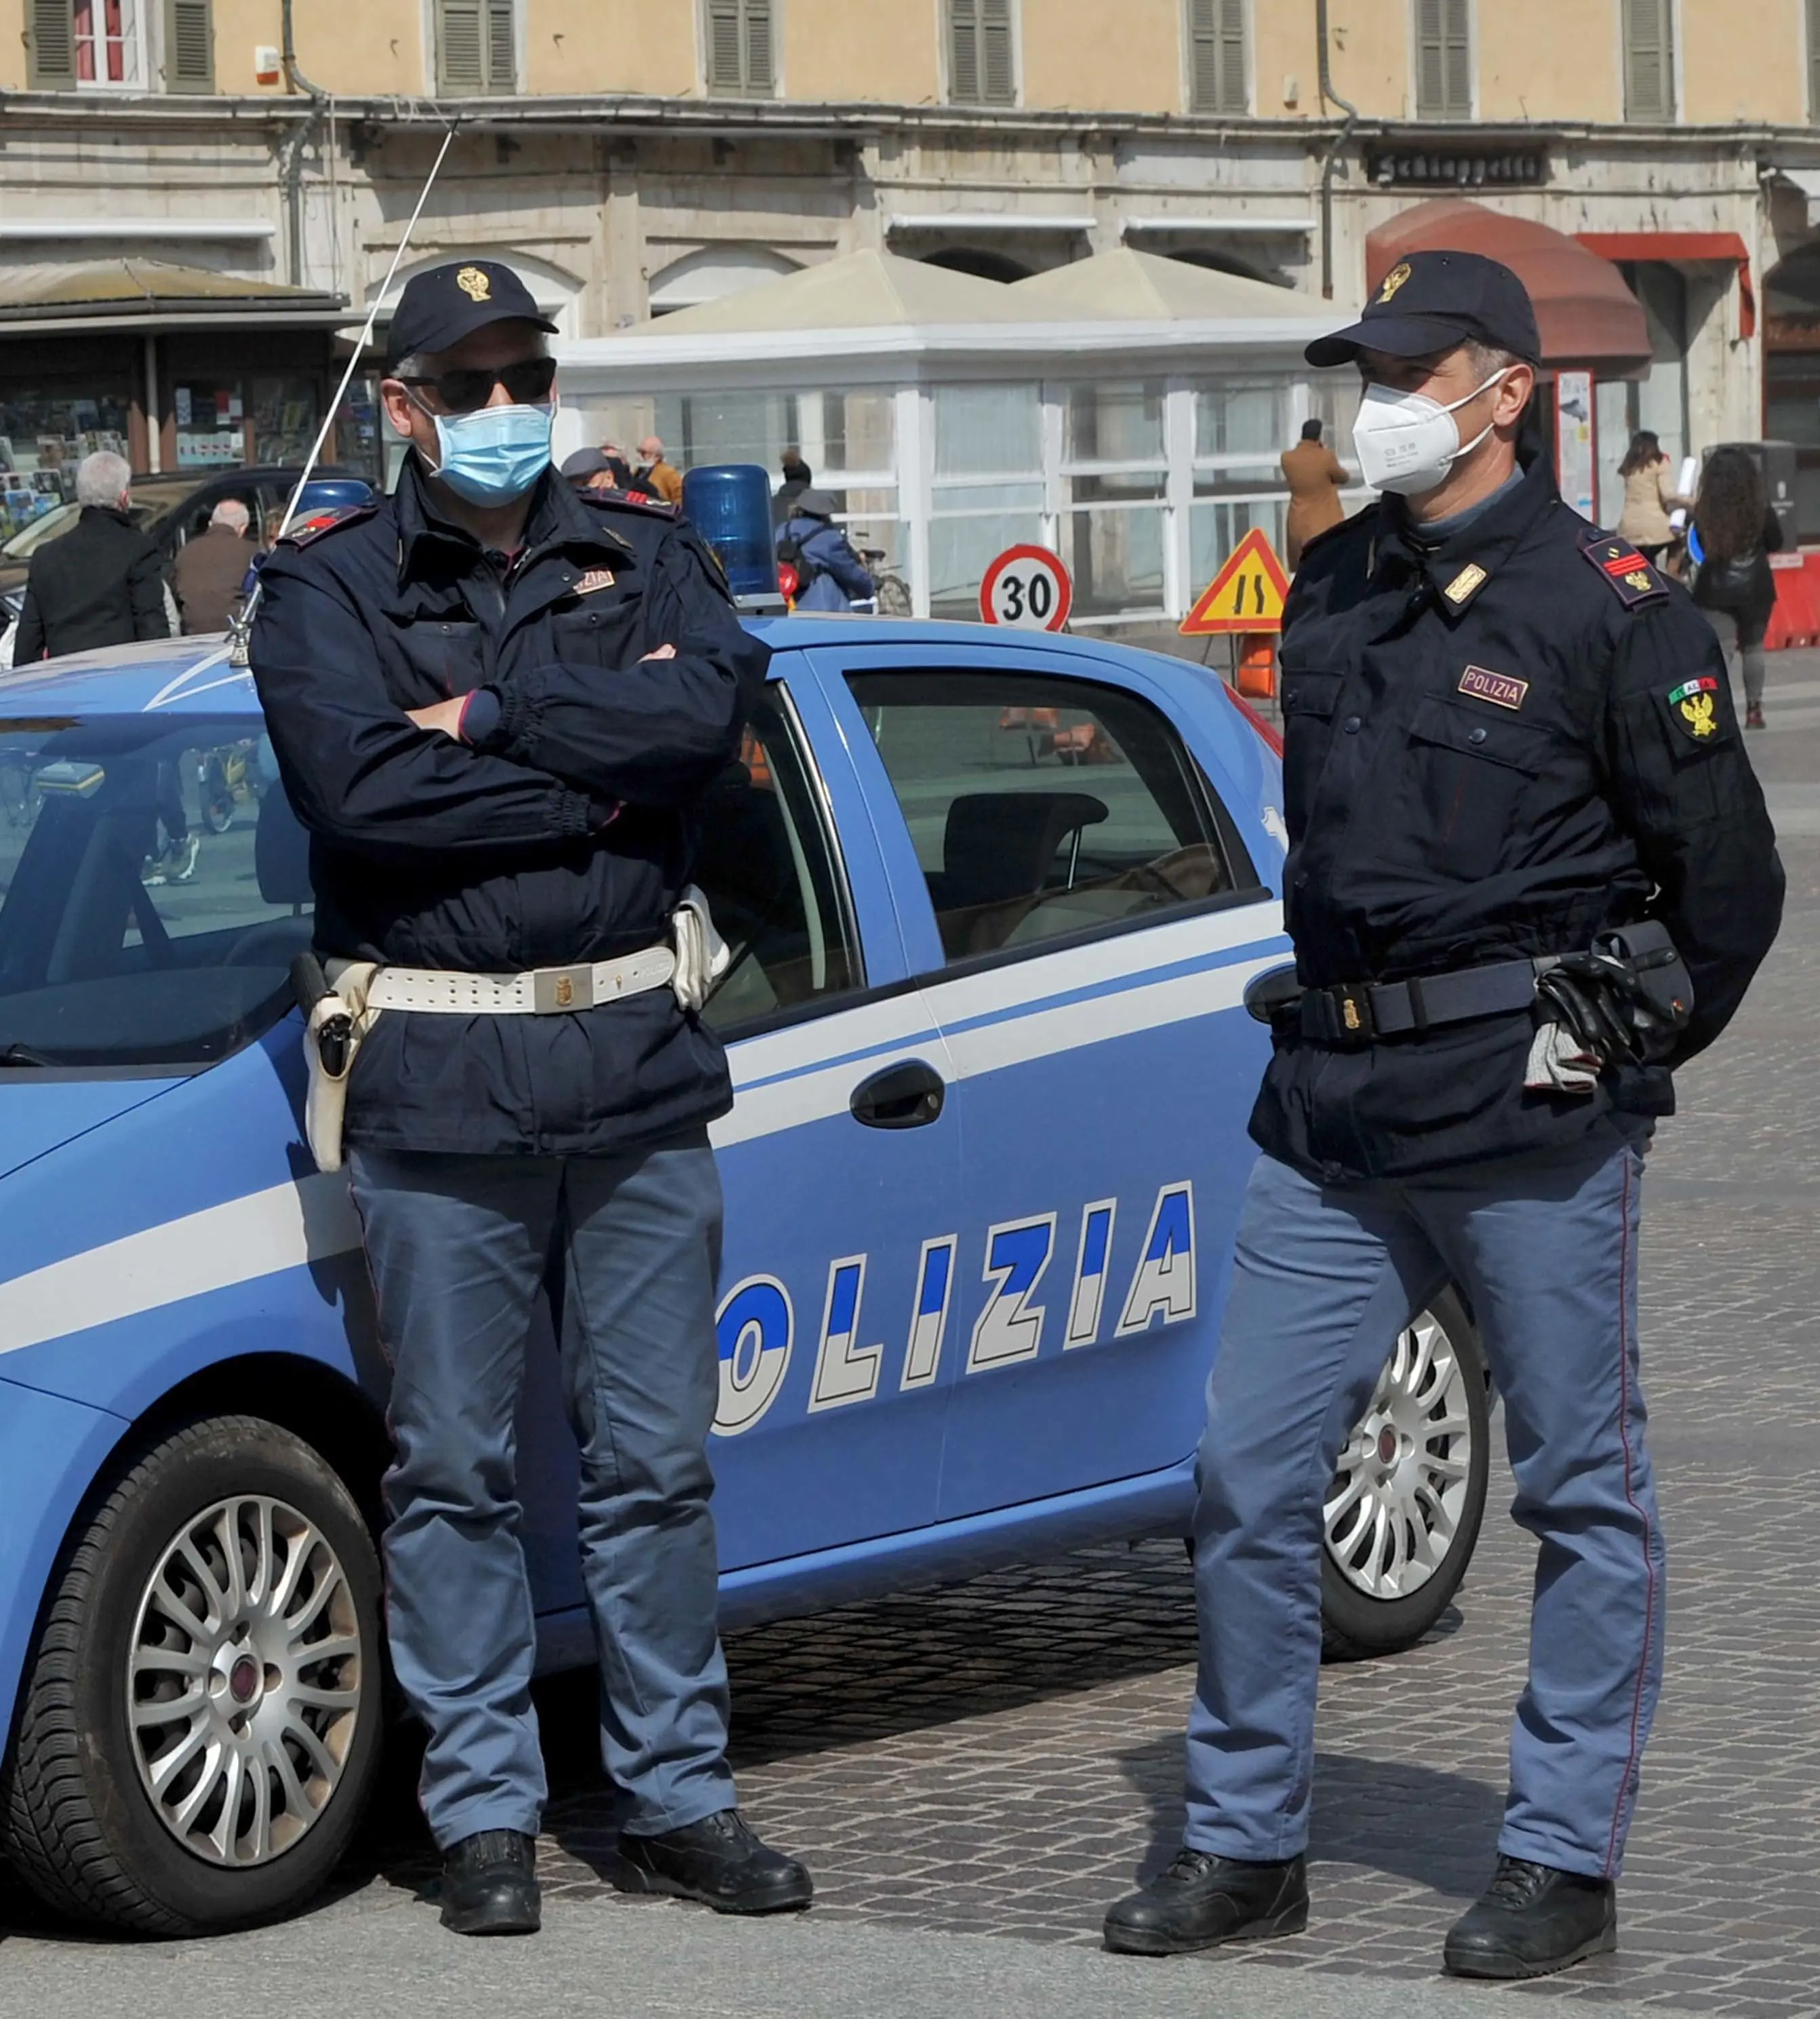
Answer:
[
  {"xmin": 0, "ymin": 477, "xmax": 214, "ymax": 560},
  {"xmin": 0, "ymin": 714, "xmax": 311, "ymax": 1068}
]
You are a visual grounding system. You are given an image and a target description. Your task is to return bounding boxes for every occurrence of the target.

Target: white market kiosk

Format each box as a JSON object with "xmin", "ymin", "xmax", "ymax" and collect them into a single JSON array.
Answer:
[{"xmin": 552, "ymin": 249, "xmax": 1353, "ymax": 629}]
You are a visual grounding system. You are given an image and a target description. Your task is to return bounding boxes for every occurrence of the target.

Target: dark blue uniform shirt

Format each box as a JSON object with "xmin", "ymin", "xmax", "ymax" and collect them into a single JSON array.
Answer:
[
  {"xmin": 1257, "ymin": 453, "xmax": 1783, "ymax": 1182},
  {"xmin": 249, "ymin": 456, "xmax": 770, "ymax": 1157}
]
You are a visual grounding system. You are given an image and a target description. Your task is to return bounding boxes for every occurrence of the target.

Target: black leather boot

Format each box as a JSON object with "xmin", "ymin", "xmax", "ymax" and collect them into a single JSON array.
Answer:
[
  {"xmin": 618, "ymin": 1809, "xmax": 813, "ymax": 1914},
  {"xmin": 1444, "ymin": 1857, "xmax": 1617, "ymax": 1978},
  {"xmin": 439, "ymin": 1828, "xmax": 541, "ymax": 1936},
  {"xmin": 1103, "ymin": 1849, "xmax": 1308, "ymax": 1956}
]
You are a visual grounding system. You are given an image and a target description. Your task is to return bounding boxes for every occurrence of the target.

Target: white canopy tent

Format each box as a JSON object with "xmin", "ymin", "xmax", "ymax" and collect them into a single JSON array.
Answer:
[{"xmin": 553, "ymin": 250, "xmax": 1354, "ymax": 625}]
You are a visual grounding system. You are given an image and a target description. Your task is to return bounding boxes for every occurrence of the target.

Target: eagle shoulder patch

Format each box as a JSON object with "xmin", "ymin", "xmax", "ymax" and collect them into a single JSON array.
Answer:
[
  {"xmin": 1581, "ymin": 533, "xmax": 1669, "ymax": 609},
  {"xmin": 1665, "ymin": 674, "xmax": 1725, "ymax": 745}
]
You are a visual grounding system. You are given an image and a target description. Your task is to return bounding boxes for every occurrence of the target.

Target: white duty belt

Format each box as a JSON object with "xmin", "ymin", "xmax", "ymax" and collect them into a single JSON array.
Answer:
[
  {"xmin": 361, "ymin": 946, "xmax": 677, "ymax": 1015},
  {"xmin": 301, "ymin": 885, "xmax": 730, "ymax": 1173}
]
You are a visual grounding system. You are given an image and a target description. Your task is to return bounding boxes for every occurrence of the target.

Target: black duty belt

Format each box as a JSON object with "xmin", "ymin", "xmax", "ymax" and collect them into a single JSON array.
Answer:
[{"xmin": 1297, "ymin": 958, "xmax": 1539, "ymax": 1046}]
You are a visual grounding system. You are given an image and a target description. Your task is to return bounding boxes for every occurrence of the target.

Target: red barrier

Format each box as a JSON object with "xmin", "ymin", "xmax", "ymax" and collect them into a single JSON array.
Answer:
[{"xmin": 1767, "ymin": 553, "xmax": 1820, "ymax": 650}]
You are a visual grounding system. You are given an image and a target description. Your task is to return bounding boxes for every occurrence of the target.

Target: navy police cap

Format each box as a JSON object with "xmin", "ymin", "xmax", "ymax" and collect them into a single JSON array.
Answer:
[
  {"xmin": 384, "ymin": 259, "xmax": 557, "ymax": 367},
  {"xmin": 1305, "ymin": 249, "xmax": 1541, "ymax": 369}
]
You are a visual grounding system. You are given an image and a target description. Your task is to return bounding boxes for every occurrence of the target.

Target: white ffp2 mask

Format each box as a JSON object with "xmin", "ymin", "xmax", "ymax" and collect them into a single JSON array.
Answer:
[{"xmin": 1350, "ymin": 369, "xmax": 1510, "ymax": 497}]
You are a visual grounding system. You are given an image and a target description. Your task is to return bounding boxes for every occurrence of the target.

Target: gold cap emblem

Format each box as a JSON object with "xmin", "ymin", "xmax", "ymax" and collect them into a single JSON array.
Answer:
[
  {"xmin": 1377, "ymin": 260, "xmax": 1414, "ymax": 305},
  {"xmin": 455, "ymin": 265, "xmax": 492, "ymax": 302}
]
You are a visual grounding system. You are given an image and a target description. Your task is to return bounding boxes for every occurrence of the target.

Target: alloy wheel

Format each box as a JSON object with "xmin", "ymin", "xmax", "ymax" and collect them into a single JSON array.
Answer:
[
  {"xmin": 1324, "ymin": 1311, "xmax": 1476, "ymax": 1601},
  {"xmin": 127, "ymin": 1494, "xmax": 365, "ymax": 1868}
]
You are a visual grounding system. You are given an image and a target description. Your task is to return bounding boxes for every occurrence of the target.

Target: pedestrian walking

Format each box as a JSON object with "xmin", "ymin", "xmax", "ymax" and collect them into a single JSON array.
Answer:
[
  {"xmin": 1101, "ymin": 250, "xmax": 1782, "ymax": 1982},
  {"xmin": 173, "ymin": 496, "xmax": 254, "ymax": 635},
  {"xmin": 11, "ymin": 450, "xmax": 170, "ymax": 660},
  {"xmin": 249, "ymin": 258, "xmax": 810, "ymax": 1939},
  {"xmin": 774, "ymin": 489, "xmax": 875, "ymax": 610},
  {"xmin": 772, "ymin": 447, "xmax": 812, "ymax": 525},
  {"xmin": 1280, "ymin": 418, "xmax": 1351, "ymax": 569},
  {"xmin": 637, "ymin": 435, "xmax": 685, "ymax": 505},
  {"xmin": 1613, "ymin": 430, "xmax": 1692, "ymax": 566},
  {"xmin": 1690, "ymin": 446, "xmax": 1783, "ymax": 730}
]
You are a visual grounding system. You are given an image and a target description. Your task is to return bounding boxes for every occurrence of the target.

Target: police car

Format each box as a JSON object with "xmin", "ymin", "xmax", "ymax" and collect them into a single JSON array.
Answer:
[{"xmin": 0, "ymin": 618, "xmax": 1489, "ymax": 1934}]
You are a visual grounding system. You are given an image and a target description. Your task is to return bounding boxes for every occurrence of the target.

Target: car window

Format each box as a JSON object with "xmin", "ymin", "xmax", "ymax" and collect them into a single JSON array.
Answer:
[
  {"xmin": 695, "ymin": 686, "xmax": 860, "ymax": 1031},
  {"xmin": 0, "ymin": 718, "xmax": 311, "ymax": 1068},
  {"xmin": 846, "ymin": 667, "xmax": 1238, "ymax": 967}
]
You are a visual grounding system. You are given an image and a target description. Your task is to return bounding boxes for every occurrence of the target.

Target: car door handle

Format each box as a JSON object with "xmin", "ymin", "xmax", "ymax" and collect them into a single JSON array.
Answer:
[{"xmin": 850, "ymin": 1058, "xmax": 946, "ymax": 1130}]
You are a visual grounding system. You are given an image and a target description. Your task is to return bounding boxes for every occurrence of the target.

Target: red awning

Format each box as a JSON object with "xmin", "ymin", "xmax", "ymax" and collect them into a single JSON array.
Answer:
[
  {"xmin": 1366, "ymin": 199, "xmax": 1653, "ymax": 376},
  {"xmin": 1573, "ymin": 231, "xmax": 1755, "ymax": 339}
]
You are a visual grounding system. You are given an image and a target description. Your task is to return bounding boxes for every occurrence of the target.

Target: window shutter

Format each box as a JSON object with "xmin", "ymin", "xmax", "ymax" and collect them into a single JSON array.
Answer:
[
  {"xmin": 1414, "ymin": 0, "xmax": 1468, "ymax": 118},
  {"xmin": 981, "ymin": 0, "xmax": 1014, "ymax": 103},
  {"xmin": 1189, "ymin": 0, "xmax": 1246, "ymax": 113},
  {"xmin": 165, "ymin": 0, "xmax": 214, "ymax": 92},
  {"xmin": 1440, "ymin": 0, "xmax": 1469, "ymax": 114},
  {"xmin": 437, "ymin": 0, "xmax": 485, "ymax": 92},
  {"xmin": 707, "ymin": 0, "xmax": 743, "ymax": 91},
  {"xmin": 484, "ymin": 0, "xmax": 515, "ymax": 89},
  {"xmin": 28, "ymin": 0, "xmax": 77, "ymax": 86},
  {"xmin": 1624, "ymin": 0, "xmax": 1674, "ymax": 121},
  {"xmin": 743, "ymin": 0, "xmax": 773, "ymax": 92},
  {"xmin": 950, "ymin": 0, "xmax": 981, "ymax": 102}
]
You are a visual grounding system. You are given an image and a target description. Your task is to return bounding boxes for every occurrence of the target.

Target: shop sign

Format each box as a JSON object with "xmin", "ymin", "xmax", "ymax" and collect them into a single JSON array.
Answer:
[{"xmin": 1366, "ymin": 148, "xmax": 1547, "ymax": 191}]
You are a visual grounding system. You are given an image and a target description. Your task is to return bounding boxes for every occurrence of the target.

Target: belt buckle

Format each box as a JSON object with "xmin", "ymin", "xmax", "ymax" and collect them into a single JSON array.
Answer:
[
  {"xmin": 533, "ymin": 963, "xmax": 595, "ymax": 1013},
  {"xmin": 1332, "ymin": 986, "xmax": 1374, "ymax": 1043}
]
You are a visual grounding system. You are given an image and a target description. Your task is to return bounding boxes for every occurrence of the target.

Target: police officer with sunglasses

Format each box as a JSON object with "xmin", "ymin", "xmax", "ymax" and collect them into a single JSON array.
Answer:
[
  {"xmin": 1101, "ymin": 252, "xmax": 1782, "ymax": 1980},
  {"xmin": 250, "ymin": 260, "xmax": 811, "ymax": 1936}
]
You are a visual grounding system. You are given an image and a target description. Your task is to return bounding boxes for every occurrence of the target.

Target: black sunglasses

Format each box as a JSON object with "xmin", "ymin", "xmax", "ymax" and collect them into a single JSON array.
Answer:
[{"xmin": 394, "ymin": 357, "xmax": 557, "ymax": 414}]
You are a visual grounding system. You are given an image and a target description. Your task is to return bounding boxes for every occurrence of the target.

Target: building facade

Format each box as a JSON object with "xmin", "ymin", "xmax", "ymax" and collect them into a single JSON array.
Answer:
[{"xmin": 4, "ymin": 0, "xmax": 1820, "ymax": 531}]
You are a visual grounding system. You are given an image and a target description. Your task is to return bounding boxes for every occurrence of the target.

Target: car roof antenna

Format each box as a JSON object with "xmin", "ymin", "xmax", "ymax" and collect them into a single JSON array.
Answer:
[{"xmin": 226, "ymin": 118, "xmax": 461, "ymax": 670}]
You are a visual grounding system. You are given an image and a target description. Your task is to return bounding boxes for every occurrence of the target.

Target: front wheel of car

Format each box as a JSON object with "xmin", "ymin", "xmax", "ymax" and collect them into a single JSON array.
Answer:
[
  {"xmin": 2, "ymin": 1414, "xmax": 384, "ymax": 1936},
  {"xmin": 1320, "ymin": 1288, "xmax": 1491, "ymax": 1662}
]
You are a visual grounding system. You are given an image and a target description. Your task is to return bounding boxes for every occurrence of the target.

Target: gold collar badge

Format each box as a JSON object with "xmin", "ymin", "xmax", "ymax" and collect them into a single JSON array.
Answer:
[{"xmin": 1443, "ymin": 562, "xmax": 1488, "ymax": 605}]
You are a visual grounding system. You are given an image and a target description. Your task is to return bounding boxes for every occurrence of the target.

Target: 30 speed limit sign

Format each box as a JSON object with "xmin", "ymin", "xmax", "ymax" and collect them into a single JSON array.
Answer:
[{"xmin": 979, "ymin": 544, "xmax": 1073, "ymax": 632}]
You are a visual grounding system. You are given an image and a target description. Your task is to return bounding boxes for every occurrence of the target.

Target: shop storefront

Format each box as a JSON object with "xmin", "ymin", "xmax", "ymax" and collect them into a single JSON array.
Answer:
[{"xmin": 0, "ymin": 262, "xmax": 360, "ymax": 525}]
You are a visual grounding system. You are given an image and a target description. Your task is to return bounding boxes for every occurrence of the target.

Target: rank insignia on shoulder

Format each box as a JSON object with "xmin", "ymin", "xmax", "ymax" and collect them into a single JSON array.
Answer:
[
  {"xmin": 279, "ymin": 502, "xmax": 378, "ymax": 546},
  {"xmin": 1667, "ymin": 674, "xmax": 1723, "ymax": 742},
  {"xmin": 1442, "ymin": 562, "xmax": 1487, "ymax": 606},
  {"xmin": 1581, "ymin": 534, "xmax": 1669, "ymax": 609}
]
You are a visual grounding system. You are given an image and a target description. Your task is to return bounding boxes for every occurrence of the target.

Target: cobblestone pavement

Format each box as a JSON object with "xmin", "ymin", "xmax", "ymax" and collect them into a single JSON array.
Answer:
[
  {"xmin": 353, "ymin": 654, "xmax": 1820, "ymax": 2013},
  {"xmin": 9, "ymin": 660, "xmax": 1818, "ymax": 2018}
]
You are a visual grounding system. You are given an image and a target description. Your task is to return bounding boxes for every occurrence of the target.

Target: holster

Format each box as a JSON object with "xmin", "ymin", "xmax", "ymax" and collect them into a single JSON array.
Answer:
[{"xmin": 293, "ymin": 953, "xmax": 380, "ymax": 1174}]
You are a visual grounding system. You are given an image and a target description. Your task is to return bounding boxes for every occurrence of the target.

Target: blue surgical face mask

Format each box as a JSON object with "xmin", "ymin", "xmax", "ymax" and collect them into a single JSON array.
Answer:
[{"xmin": 416, "ymin": 398, "xmax": 554, "ymax": 506}]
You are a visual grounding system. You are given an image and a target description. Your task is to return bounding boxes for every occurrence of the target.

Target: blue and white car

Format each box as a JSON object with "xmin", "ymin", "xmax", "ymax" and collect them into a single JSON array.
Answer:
[{"xmin": 0, "ymin": 619, "xmax": 1488, "ymax": 1934}]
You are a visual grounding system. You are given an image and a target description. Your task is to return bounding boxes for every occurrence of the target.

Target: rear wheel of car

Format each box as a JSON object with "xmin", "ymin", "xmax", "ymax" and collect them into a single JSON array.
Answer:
[
  {"xmin": 1320, "ymin": 1288, "xmax": 1491, "ymax": 1661},
  {"xmin": 2, "ymin": 1415, "xmax": 383, "ymax": 1935}
]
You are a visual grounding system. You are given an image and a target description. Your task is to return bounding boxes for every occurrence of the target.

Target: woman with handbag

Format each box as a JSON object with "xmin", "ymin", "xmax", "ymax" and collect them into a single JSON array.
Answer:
[{"xmin": 1690, "ymin": 447, "xmax": 1784, "ymax": 730}]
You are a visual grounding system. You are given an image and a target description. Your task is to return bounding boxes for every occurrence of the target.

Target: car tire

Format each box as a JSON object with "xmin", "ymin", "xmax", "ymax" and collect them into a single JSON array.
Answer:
[
  {"xmin": 1320, "ymin": 1288, "xmax": 1490, "ymax": 1662},
  {"xmin": 1, "ymin": 1414, "xmax": 384, "ymax": 1936}
]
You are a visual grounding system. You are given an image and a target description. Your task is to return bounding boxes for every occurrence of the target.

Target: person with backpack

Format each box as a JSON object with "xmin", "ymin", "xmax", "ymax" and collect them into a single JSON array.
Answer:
[
  {"xmin": 1690, "ymin": 447, "xmax": 1784, "ymax": 729},
  {"xmin": 774, "ymin": 489, "xmax": 876, "ymax": 611}
]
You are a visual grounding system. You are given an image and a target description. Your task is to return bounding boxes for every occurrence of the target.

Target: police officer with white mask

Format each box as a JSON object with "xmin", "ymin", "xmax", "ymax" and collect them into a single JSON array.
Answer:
[
  {"xmin": 250, "ymin": 260, "xmax": 811, "ymax": 1937},
  {"xmin": 1101, "ymin": 251, "xmax": 1782, "ymax": 1980}
]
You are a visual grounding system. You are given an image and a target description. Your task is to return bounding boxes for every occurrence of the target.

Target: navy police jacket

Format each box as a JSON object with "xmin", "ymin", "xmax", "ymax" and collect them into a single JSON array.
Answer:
[
  {"xmin": 1258, "ymin": 452, "xmax": 1783, "ymax": 1183},
  {"xmin": 249, "ymin": 456, "xmax": 770, "ymax": 1157}
]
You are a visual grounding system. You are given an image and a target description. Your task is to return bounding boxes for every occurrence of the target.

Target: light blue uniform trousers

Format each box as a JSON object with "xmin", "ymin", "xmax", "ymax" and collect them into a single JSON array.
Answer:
[
  {"xmin": 349, "ymin": 1131, "xmax": 736, "ymax": 1850},
  {"xmin": 1187, "ymin": 1133, "xmax": 1665, "ymax": 1879}
]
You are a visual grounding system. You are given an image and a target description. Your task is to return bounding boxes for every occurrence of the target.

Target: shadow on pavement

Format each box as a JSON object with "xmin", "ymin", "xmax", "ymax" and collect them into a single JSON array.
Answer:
[{"xmin": 1111, "ymin": 1736, "xmax": 1503, "ymax": 1900}]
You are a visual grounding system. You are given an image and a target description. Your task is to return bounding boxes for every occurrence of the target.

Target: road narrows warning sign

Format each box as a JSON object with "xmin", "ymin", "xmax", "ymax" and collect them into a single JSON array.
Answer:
[{"xmin": 1180, "ymin": 529, "xmax": 1292, "ymax": 636}]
